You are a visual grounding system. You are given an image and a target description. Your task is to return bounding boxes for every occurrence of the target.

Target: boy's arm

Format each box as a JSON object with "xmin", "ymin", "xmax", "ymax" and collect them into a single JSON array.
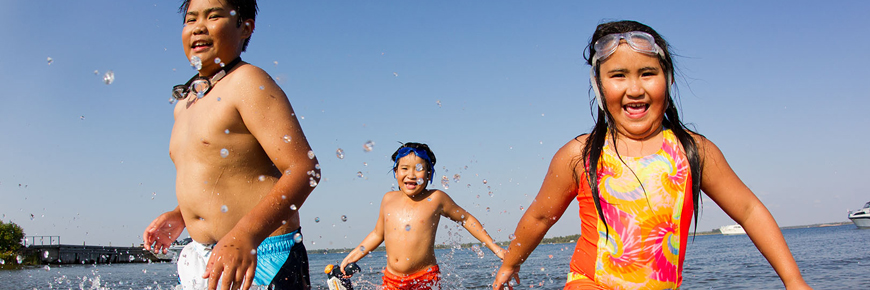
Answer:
[
  {"xmin": 697, "ymin": 137, "xmax": 811, "ymax": 290},
  {"xmin": 143, "ymin": 206, "xmax": 185, "ymax": 254},
  {"xmin": 439, "ymin": 192, "xmax": 503, "ymax": 258},
  {"xmin": 340, "ymin": 197, "xmax": 387, "ymax": 275},
  {"xmin": 204, "ymin": 66, "xmax": 320, "ymax": 290}
]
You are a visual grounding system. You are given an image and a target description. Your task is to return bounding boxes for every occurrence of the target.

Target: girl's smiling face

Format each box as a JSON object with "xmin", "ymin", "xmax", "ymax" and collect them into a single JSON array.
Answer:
[
  {"xmin": 598, "ymin": 42, "xmax": 668, "ymax": 140},
  {"xmin": 394, "ymin": 153, "xmax": 429, "ymax": 197}
]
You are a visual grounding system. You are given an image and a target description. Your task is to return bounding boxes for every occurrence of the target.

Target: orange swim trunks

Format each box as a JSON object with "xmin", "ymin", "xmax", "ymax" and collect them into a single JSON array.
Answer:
[{"xmin": 382, "ymin": 265, "xmax": 441, "ymax": 290}]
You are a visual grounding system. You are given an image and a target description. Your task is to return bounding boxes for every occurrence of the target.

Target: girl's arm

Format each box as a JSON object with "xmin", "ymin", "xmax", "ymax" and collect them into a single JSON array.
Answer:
[
  {"xmin": 491, "ymin": 138, "xmax": 583, "ymax": 290},
  {"xmin": 440, "ymin": 194, "xmax": 503, "ymax": 258},
  {"xmin": 697, "ymin": 136, "xmax": 811, "ymax": 289},
  {"xmin": 340, "ymin": 196, "xmax": 387, "ymax": 276}
]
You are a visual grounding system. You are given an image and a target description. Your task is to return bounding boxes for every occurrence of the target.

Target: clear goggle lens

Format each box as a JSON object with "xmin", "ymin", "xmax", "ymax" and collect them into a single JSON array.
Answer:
[{"xmin": 592, "ymin": 31, "xmax": 662, "ymax": 65}]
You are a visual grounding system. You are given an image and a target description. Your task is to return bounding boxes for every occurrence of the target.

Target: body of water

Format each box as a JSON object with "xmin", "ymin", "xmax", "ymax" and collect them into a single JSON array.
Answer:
[{"xmin": 1, "ymin": 225, "xmax": 867, "ymax": 289}]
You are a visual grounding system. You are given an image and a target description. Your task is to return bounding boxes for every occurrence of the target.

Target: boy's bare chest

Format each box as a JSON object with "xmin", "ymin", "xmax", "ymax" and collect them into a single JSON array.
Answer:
[
  {"xmin": 383, "ymin": 199, "xmax": 442, "ymax": 233},
  {"xmin": 168, "ymin": 98, "xmax": 256, "ymax": 165}
]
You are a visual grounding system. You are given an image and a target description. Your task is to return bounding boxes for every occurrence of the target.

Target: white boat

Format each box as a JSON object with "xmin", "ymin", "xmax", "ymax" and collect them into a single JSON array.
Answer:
[
  {"xmin": 719, "ymin": 224, "xmax": 746, "ymax": 235},
  {"xmin": 848, "ymin": 201, "xmax": 870, "ymax": 229}
]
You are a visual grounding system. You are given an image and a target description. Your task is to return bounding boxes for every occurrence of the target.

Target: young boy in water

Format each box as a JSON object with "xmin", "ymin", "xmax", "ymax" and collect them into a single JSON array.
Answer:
[
  {"xmin": 340, "ymin": 142, "xmax": 505, "ymax": 289},
  {"xmin": 142, "ymin": 1, "xmax": 320, "ymax": 289}
]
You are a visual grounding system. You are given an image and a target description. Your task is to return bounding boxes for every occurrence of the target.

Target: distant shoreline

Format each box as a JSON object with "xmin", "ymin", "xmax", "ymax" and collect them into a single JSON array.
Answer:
[{"xmin": 305, "ymin": 221, "xmax": 855, "ymax": 254}]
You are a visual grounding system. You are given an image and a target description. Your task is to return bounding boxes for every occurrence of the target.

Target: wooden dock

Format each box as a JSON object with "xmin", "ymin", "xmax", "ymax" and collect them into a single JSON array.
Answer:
[{"xmin": 22, "ymin": 236, "xmax": 169, "ymax": 265}]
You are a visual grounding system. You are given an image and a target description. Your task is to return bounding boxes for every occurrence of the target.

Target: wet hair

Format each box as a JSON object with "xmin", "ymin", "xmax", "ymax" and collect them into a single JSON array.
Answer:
[
  {"xmin": 391, "ymin": 142, "xmax": 437, "ymax": 173},
  {"xmin": 578, "ymin": 20, "xmax": 704, "ymax": 239},
  {"xmin": 179, "ymin": 0, "xmax": 258, "ymax": 52}
]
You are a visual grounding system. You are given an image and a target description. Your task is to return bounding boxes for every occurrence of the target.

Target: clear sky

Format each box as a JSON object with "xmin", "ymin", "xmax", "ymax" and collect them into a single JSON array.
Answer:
[{"xmin": 1, "ymin": 1, "xmax": 868, "ymax": 249}]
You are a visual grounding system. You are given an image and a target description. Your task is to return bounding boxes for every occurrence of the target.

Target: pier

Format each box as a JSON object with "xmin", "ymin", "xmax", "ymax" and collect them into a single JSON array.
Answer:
[{"xmin": 22, "ymin": 236, "xmax": 169, "ymax": 265}]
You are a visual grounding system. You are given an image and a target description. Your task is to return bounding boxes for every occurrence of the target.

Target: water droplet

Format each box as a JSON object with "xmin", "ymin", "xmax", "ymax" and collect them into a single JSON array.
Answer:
[
  {"xmin": 416, "ymin": 179, "xmax": 424, "ymax": 185},
  {"xmin": 220, "ymin": 205, "xmax": 228, "ymax": 213},
  {"xmin": 363, "ymin": 162, "xmax": 368, "ymax": 166},
  {"xmin": 440, "ymin": 176, "xmax": 449, "ymax": 189},
  {"xmin": 103, "ymin": 71, "xmax": 115, "ymax": 85},
  {"xmin": 258, "ymin": 175, "xmax": 266, "ymax": 182},
  {"xmin": 405, "ymin": 224, "xmax": 411, "ymax": 231},
  {"xmin": 151, "ymin": 192, "xmax": 156, "ymax": 200},
  {"xmin": 217, "ymin": 97, "xmax": 221, "ymax": 101},
  {"xmin": 196, "ymin": 90, "xmax": 205, "ymax": 99},
  {"xmin": 220, "ymin": 148, "xmax": 229, "ymax": 158},
  {"xmin": 284, "ymin": 169, "xmax": 291, "ymax": 175},
  {"xmin": 393, "ymin": 72, "xmax": 398, "ymax": 77},
  {"xmin": 259, "ymin": 85, "xmax": 265, "ymax": 90},
  {"xmin": 486, "ymin": 207, "xmax": 490, "ymax": 212},
  {"xmin": 16, "ymin": 255, "xmax": 24, "ymax": 264},
  {"xmin": 415, "ymin": 163, "xmax": 423, "ymax": 172},
  {"xmin": 190, "ymin": 56, "xmax": 202, "ymax": 71},
  {"xmin": 290, "ymin": 204, "xmax": 297, "ymax": 211},
  {"xmin": 309, "ymin": 177, "xmax": 318, "ymax": 187},
  {"xmin": 314, "ymin": 217, "xmax": 320, "ymax": 223},
  {"xmin": 363, "ymin": 140, "xmax": 374, "ymax": 152},
  {"xmin": 482, "ymin": 179, "xmax": 487, "ymax": 184},
  {"xmin": 43, "ymin": 265, "xmax": 50, "ymax": 271},
  {"xmin": 436, "ymin": 100, "xmax": 442, "ymax": 108},
  {"xmin": 307, "ymin": 150, "xmax": 315, "ymax": 159},
  {"xmin": 169, "ymin": 98, "xmax": 177, "ymax": 104},
  {"xmin": 427, "ymin": 198, "xmax": 432, "ymax": 201},
  {"xmin": 283, "ymin": 135, "xmax": 292, "ymax": 143},
  {"xmin": 520, "ymin": 206, "xmax": 524, "ymax": 211},
  {"xmin": 509, "ymin": 234, "xmax": 516, "ymax": 241},
  {"xmin": 43, "ymin": 251, "xmax": 49, "ymax": 258},
  {"xmin": 129, "ymin": 256, "xmax": 135, "ymax": 262},
  {"xmin": 293, "ymin": 232, "xmax": 303, "ymax": 243},
  {"xmin": 230, "ymin": 10, "xmax": 237, "ymax": 16},
  {"xmin": 214, "ymin": 57, "xmax": 222, "ymax": 64},
  {"xmin": 540, "ymin": 267, "xmax": 545, "ymax": 271},
  {"xmin": 273, "ymin": 61, "xmax": 278, "ymax": 66},
  {"xmin": 453, "ymin": 174, "xmax": 461, "ymax": 183},
  {"xmin": 224, "ymin": 129, "xmax": 230, "ymax": 134},
  {"xmin": 335, "ymin": 148, "xmax": 345, "ymax": 159},
  {"xmin": 357, "ymin": 171, "xmax": 364, "ymax": 178},
  {"xmin": 79, "ymin": 116, "xmax": 85, "ymax": 120},
  {"xmin": 315, "ymin": 164, "xmax": 321, "ymax": 171},
  {"xmin": 341, "ymin": 215, "xmax": 347, "ymax": 222},
  {"xmin": 548, "ymin": 255, "xmax": 553, "ymax": 259},
  {"xmin": 281, "ymin": 220, "xmax": 286, "ymax": 225},
  {"xmin": 359, "ymin": 246, "xmax": 366, "ymax": 252},
  {"xmin": 47, "ymin": 57, "xmax": 53, "ymax": 65},
  {"xmin": 0, "ymin": 259, "xmax": 5, "ymax": 265},
  {"xmin": 94, "ymin": 70, "xmax": 99, "ymax": 75}
]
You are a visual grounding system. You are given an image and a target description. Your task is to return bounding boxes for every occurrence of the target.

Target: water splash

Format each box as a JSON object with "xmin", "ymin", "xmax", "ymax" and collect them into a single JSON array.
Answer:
[
  {"xmin": 224, "ymin": 129, "xmax": 230, "ymax": 134},
  {"xmin": 290, "ymin": 204, "xmax": 297, "ymax": 211},
  {"xmin": 416, "ymin": 163, "xmax": 423, "ymax": 172},
  {"xmin": 363, "ymin": 140, "xmax": 374, "ymax": 152},
  {"xmin": 258, "ymin": 175, "xmax": 266, "ymax": 182},
  {"xmin": 214, "ymin": 57, "xmax": 221, "ymax": 64},
  {"xmin": 293, "ymin": 232, "xmax": 303, "ymax": 243},
  {"xmin": 483, "ymin": 179, "xmax": 487, "ymax": 184},
  {"xmin": 314, "ymin": 217, "xmax": 320, "ymax": 223},
  {"xmin": 220, "ymin": 148, "xmax": 229, "ymax": 158},
  {"xmin": 416, "ymin": 179, "xmax": 424, "ymax": 185},
  {"xmin": 471, "ymin": 244, "xmax": 485, "ymax": 259},
  {"xmin": 441, "ymin": 176, "xmax": 449, "ymax": 189},
  {"xmin": 359, "ymin": 245, "xmax": 366, "ymax": 252},
  {"xmin": 405, "ymin": 224, "xmax": 411, "ymax": 231},
  {"xmin": 508, "ymin": 234, "xmax": 516, "ymax": 241},
  {"xmin": 230, "ymin": 10, "xmax": 237, "ymax": 16},
  {"xmin": 190, "ymin": 56, "xmax": 202, "ymax": 71},
  {"xmin": 453, "ymin": 174, "xmax": 461, "ymax": 183},
  {"xmin": 284, "ymin": 169, "xmax": 291, "ymax": 175},
  {"xmin": 357, "ymin": 171, "xmax": 364, "ymax": 178},
  {"xmin": 307, "ymin": 150, "xmax": 315, "ymax": 159},
  {"xmin": 47, "ymin": 57, "xmax": 53, "ymax": 65},
  {"xmin": 309, "ymin": 177, "xmax": 318, "ymax": 187},
  {"xmin": 336, "ymin": 148, "xmax": 345, "ymax": 159},
  {"xmin": 103, "ymin": 71, "xmax": 114, "ymax": 85},
  {"xmin": 341, "ymin": 215, "xmax": 347, "ymax": 222},
  {"xmin": 436, "ymin": 100, "xmax": 442, "ymax": 108},
  {"xmin": 283, "ymin": 135, "xmax": 291, "ymax": 143},
  {"xmin": 220, "ymin": 205, "xmax": 228, "ymax": 213}
]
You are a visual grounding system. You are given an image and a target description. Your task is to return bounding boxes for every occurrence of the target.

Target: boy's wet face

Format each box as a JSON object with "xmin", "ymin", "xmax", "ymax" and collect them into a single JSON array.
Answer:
[
  {"xmin": 182, "ymin": 0, "xmax": 251, "ymax": 76},
  {"xmin": 395, "ymin": 153, "xmax": 429, "ymax": 197}
]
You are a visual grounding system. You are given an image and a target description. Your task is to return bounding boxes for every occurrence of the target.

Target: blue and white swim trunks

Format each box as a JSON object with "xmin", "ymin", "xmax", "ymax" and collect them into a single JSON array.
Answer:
[{"xmin": 177, "ymin": 228, "xmax": 311, "ymax": 290}]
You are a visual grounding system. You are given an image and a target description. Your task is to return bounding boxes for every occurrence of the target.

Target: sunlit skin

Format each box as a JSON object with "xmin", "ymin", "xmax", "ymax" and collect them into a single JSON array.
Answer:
[
  {"xmin": 491, "ymin": 43, "xmax": 811, "ymax": 289},
  {"xmin": 340, "ymin": 153, "xmax": 505, "ymax": 278},
  {"xmin": 142, "ymin": 1, "xmax": 319, "ymax": 290}
]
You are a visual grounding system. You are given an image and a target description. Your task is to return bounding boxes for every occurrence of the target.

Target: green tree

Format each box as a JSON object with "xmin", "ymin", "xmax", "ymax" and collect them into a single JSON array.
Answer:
[{"xmin": 0, "ymin": 221, "xmax": 25, "ymax": 254}]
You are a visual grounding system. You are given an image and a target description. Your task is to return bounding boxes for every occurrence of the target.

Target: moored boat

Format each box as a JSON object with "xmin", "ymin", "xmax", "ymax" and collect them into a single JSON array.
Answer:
[
  {"xmin": 848, "ymin": 202, "xmax": 870, "ymax": 229},
  {"xmin": 719, "ymin": 224, "xmax": 746, "ymax": 235}
]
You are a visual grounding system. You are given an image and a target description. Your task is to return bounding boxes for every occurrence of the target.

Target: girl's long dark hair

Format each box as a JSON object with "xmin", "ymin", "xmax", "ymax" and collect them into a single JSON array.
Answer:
[{"xmin": 577, "ymin": 20, "xmax": 704, "ymax": 240}]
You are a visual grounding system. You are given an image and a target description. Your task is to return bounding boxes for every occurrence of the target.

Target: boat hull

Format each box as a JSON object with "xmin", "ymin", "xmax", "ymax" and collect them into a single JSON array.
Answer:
[{"xmin": 849, "ymin": 216, "xmax": 870, "ymax": 228}]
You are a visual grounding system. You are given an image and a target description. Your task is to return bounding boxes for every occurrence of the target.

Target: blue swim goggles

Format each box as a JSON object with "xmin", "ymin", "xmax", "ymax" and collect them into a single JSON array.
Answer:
[
  {"xmin": 393, "ymin": 147, "xmax": 435, "ymax": 184},
  {"xmin": 589, "ymin": 31, "xmax": 671, "ymax": 110}
]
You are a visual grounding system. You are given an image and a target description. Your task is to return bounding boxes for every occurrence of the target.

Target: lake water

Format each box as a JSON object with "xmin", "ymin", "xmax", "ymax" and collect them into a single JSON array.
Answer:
[{"xmin": 1, "ymin": 225, "xmax": 867, "ymax": 289}]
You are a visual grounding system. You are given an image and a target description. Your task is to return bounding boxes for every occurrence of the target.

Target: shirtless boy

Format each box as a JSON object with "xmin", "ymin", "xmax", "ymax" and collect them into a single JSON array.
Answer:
[
  {"xmin": 340, "ymin": 143, "xmax": 504, "ymax": 289},
  {"xmin": 142, "ymin": 1, "xmax": 320, "ymax": 289}
]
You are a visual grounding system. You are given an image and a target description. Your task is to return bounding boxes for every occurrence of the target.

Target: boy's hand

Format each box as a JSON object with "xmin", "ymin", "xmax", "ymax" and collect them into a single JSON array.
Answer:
[
  {"xmin": 339, "ymin": 257, "xmax": 353, "ymax": 278},
  {"xmin": 204, "ymin": 233, "xmax": 258, "ymax": 290},
  {"xmin": 491, "ymin": 265, "xmax": 520, "ymax": 290},
  {"xmin": 143, "ymin": 209, "xmax": 185, "ymax": 254}
]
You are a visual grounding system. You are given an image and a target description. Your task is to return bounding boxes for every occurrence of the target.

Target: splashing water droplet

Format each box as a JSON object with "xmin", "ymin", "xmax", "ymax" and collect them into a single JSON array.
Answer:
[
  {"xmin": 453, "ymin": 174, "xmax": 461, "ymax": 183},
  {"xmin": 230, "ymin": 10, "xmax": 237, "ymax": 16},
  {"xmin": 520, "ymin": 206, "xmax": 524, "ymax": 211},
  {"xmin": 486, "ymin": 207, "xmax": 490, "ymax": 212},
  {"xmin": 363, "ymin": 140, "xmax": 374, "ymax": 152},
  {"xmin": 483, "ymin": 179, "xmax": 488, "ymax": 184},
  {"xmin": 315, "ymin": 163, "xmax": 321, "ymax": 170},
  {"xmin": 259, "ymin": 85, "xmax": 265, "ymax": 90},
  {"xmin": 405, "ymin": 224, "xmax": 411, "ymax": 231},
  {"xmin": 307, "ymin": 150, "xmax": 315, "ymax": 159},
  {"xmin": 224, "ymin": 129, "xmax": 230, "ymax": 134},
  {"xmin": 548, "ymin": 255, "xmax": 553, "ymax": 259},
  {"xmin": 293, "ymin": 232, "xmax": 303, "ymax": 243},
  {"xmin": 281, "ymin": 220, "xmax": 286, "ymax": 225},
  {"xmin": 169, "ymin": 98, "xmax": 177, "ymax": 104},
  {"xmin": 416, "ymin": 179, "xmax": 424, "ymax": 185},
  {"xmin": 335, "ymin": 148, "xmax": 344, "ymax": 159},
  {"xmin": 415, "ymin": 163, "xmax": 423, "ymax": 172},
  {"xmin": 196, "ymin": 90, "xmax": 205, "ymax": 99},
  {"xmin": 314, "ymin": 217, "xmax": 320, "ymax": 223},
  {"xmin": 359, "ymin": 246, "xmax": 366, "ymax": 252},
  {"xmin": 220, "ymin": 148, "xmax": 229, "ymax": 158},
  {"xmin": 290, "ymin": 204, "xmax": 297, "ymax": 211},
  {"xmin": 16, "ymin": 255, "xmax": 24, "ymax": 264},
  {"xmin": 509, "ymin": 234, "xmax": 516, "ymax": 241},
  {"xmin": 283, "ymin": 135, "xmax": 292, "ymax": 143},
  {"xmin": 284, "ymin": 169, "xmax": 291, "ymax": 175},
  {"xmin": 357, "ymin": 171, "xmax": 364, "ymax": 178},
  {"xmin": 472, "ymin": 244, "xmax": 485, "ymax": 258},
  {"xmin": 190, "ymin": 56, "xmax": 202, "ymax": 71},
  {"xmin": 43, "ymin": 251, "xmax": 49, "ymax": 258},
  {"xmin": 214, "ymin": 57, "xmax": 222, "ymax": 64},
  {"xmin": 441, "ymin": 176, "xmax": 449, "ymax": 189},
  {"xmin": 436, "ymin": 100, "xmax": 442, "ymax": 108},
  {"xmin": 258, "ymin": 175, "xmax": 266, "ymax": 182},
  {"xmin": 340, "ymin": 215, "xmax": 347, "ymax": 222},
  {"xmin": 103, "ymin": 71, "xmax": 115, "ymax": 85},
  {"xmin": 94, "ymin": 70, "xmax": 99, "ymax": 75},
  {"xmin": 309, "ymin": 177, "xmax": 318, "ymax": 187},
  {"xmin": 47, "ymin": 57, "xmax": 53, "ymax": 65},
  {"xmin": 220, "ymin": 205, "xmax": 228, "ymax": 213},
  {"xmin": 249, "ymin": 249, "xmax": 257, "ymax": 255}
]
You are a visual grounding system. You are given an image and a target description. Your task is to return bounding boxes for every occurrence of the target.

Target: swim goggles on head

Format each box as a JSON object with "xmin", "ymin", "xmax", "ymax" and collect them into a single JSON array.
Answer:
[
  {"xmin": 172, "ymin": 57, "xmax": 242, "ymax": 100},
  {"xmin": 589, "ymin": 31, "xmax": 671, "ymax": 110},
  {"xmin": 393, "ymin": 147, "xmax": 435, "ymax": 184}
]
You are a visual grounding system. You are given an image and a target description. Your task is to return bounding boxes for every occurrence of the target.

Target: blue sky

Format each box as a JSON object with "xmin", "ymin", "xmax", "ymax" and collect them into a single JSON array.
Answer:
[{"xmin": 1, "ymin": 1, "xmax": 868, "ymax": 250}]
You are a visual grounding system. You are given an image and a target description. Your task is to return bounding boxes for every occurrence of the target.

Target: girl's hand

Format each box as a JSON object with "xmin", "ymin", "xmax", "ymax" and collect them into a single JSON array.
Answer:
[
  {"xmin": 494, "ymin": 247, "xmax": 506, "ymax": 260},
  {"xmin": 491, "ymin": 265, "xmax": 520, "ymax": 290}
]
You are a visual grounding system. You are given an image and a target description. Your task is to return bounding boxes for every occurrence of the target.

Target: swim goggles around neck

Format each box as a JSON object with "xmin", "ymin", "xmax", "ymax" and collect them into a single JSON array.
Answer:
[
  {"xmin": 589, "ymin": 31, "xmax": 671, "ymax": 110},
  {"xmin": 172, "ymin": 57, "xmax": 242, "ymax": 100},
  {"xmin": 393, "ymin": 147, "xmax": 435, "ymax": 184}
]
